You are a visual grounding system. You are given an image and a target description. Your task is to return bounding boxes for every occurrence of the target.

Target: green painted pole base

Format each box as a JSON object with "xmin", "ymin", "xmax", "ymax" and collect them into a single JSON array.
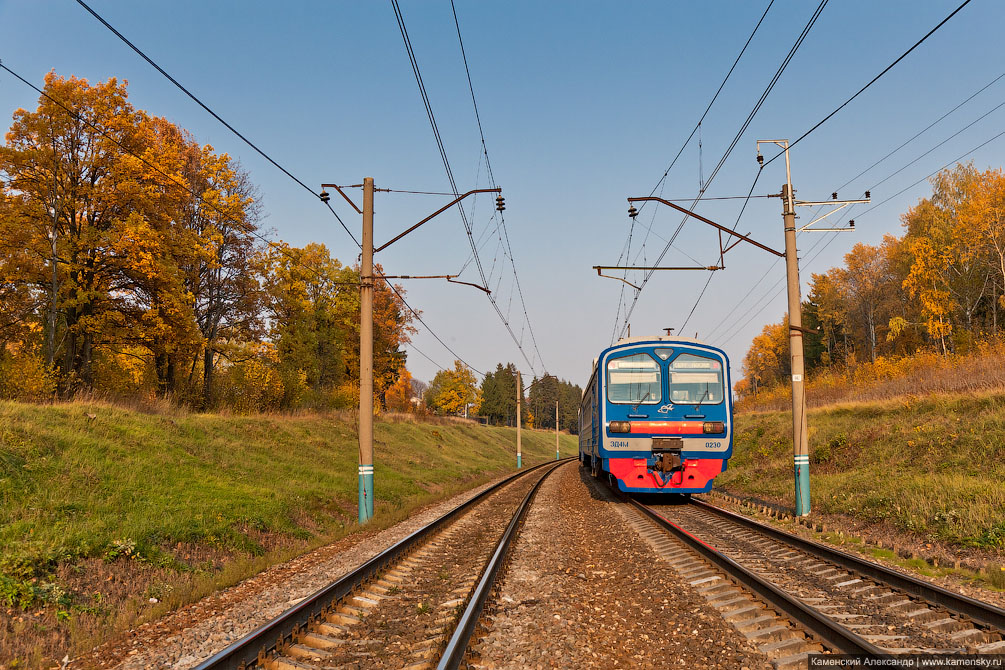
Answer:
[
  {"xmin": 794, "ymin": 455, "xmax": 810, "ymax": 516},
  {"xmin": 556, "ymin": 450, "xmax": 560, "ymax": 461},
  {"xmin": 517, "ymin": 453, "xmax": 522, "ymax": 468},
  {"xmin": 358, "ymin": 464, "xmax": 374, "ymax": 524}
]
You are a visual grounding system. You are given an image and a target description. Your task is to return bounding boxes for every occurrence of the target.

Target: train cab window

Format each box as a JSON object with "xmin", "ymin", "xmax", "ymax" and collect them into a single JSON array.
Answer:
[
  {"xmin": 668, "ymin": 353, "xmax": 724, "ymax": 404},
  {"xmin": 606, "ymin": 353, "xmax": 661, "ymax": 404}
]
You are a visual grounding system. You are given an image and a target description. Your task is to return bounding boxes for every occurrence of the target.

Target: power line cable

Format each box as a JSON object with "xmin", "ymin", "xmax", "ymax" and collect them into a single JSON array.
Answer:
[
  {"xmin": 707, "ymin": 0, "xmax": 979, "ymax": 349},
  {"xmin": 77, "ymin": 0, "xmax": 494, "ymax": 377},
  {"xmin": 705, "ymin": 73, "xmax": 1005, "ymax": 344},
  {"xmin": 868, "ymin": 97, "xmax": 1005, "ymax": 192},
  {"xmin": 835, "ymin": 69, "xmax": 1005, "ymax": 193},
  {"xmin": 718, "ymin": 230, "xmax": 839, "ymax": 346},
  {"xmin": 737, "ymin": 121, "xmax": 1005, "ymax": 347},
  {"xmin": 0, "ymin": 61, "xmax": 485, "ymax": 379},
  {"xmin": 858, "ymin": 126, "xmax": 1005, "ymax": 220},
  {"xmin": 762, "ymin": 0, "xmax": 974, "ymax": 167},
  {"xmin": 74, "ymin": 0, "xmax": 359, "ymax": 247}
]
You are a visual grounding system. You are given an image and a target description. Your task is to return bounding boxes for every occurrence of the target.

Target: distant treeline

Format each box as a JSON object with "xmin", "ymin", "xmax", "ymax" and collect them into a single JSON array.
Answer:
[
  {"xmin": 738, "ymin": 163, "xmax": 1005, "ymax": 398},
  {"xmin": 421, "ymin": 360, "xmax": 582, "ymax": 433}
]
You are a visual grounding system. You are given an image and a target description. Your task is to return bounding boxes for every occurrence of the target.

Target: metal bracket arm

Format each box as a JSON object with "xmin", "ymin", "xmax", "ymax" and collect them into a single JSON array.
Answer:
[
  {"xmin": 321, "ymin": 183, "xmax": 362, "ymax": 214},
  {"xmin": 628, "ymin": 196, "xmax": 784, "ymax": 258},
  {"xmin": 377, "ymin": 273, "xmax": 490, "ymax": 294},
  {"xmin": 594, "ymin": 267, "xmax": 642, "ymax": 290},
  {"xmin": 796, "ymin": 198, "xmax": 870, "ymax": 232},
  {"xmin": 375, "ymin": 188, "xmax": 501, "ymax": 253}
]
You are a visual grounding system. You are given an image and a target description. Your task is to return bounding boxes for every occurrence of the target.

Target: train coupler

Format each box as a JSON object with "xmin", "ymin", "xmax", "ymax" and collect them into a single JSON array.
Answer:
[{"xmin": 652, "ymin": 451, "xmax": 683, "ymax": 474}]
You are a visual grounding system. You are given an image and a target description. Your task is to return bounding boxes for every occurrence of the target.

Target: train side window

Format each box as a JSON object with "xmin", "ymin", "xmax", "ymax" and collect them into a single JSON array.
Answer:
[
  {"xmin": 606, "ymin": 353, "xmax": 661, "ymax": 405},
  {"xmin": 668, "ymin": 353, "xmax": 724, "ymax": 405}
]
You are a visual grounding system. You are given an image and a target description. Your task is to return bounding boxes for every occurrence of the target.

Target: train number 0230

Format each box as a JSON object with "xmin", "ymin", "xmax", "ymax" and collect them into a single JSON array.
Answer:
[{"xmin": 704, "ymin": 441, "xmax": 723, "ymax": 449}]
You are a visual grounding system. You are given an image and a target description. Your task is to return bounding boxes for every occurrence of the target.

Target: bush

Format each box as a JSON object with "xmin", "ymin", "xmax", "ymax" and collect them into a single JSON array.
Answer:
[
  {"xmin": 0, "ymin": 350, "xmax": 56, "ymax": 402},
  {"xmin": 219, "ymin": 359, "xmax": 286, "ymax": 413}
]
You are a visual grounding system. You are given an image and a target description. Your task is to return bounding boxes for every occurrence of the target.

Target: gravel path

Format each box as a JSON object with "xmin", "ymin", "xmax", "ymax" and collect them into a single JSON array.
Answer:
[
  {"xmin": 471, "ymin": 463, "xmax": 770, "ymax": 669},
  {"xmin": 71, "ymin": 476, "xmax": 506, "ymax": 670}
]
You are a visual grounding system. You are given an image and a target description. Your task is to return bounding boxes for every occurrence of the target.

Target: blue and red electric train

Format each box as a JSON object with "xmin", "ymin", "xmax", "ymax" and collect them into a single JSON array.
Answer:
[{"xmin": 578, "ymin": 336, "xmax": 733, "ymax": 494}]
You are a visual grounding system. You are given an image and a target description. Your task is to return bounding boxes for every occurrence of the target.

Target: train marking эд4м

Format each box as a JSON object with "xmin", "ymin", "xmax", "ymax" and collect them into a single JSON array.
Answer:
[{"xmin": 578, "ymin": 335, "xmax": 733, "ymax": 494}]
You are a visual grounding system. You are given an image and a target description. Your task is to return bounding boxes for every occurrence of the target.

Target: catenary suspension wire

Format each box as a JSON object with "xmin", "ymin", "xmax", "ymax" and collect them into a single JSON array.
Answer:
[
  {"xmin": 390, "ymin": 0, "xmax": 542, "ymax": 376},
  {"xmin": 449, "ymin": 0, "xmax": 548, "ymax": 374},
  {"xmin": 761, "ymin": 0, "xmax": 974, "ymax": 168},
  {"xmin": 610, "ymin": 0, "xmax": 775, "ymax": 340},
  {"xmin": 617, "ymin": 0, "xmax": 827, "ymax": 340}
]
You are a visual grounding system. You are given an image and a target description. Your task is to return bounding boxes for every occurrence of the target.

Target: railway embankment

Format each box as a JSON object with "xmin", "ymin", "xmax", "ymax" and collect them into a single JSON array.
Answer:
[
  {"xmin": 719, "ymin": 391, "xmax": 1005, "ymax": 591},
  {"xmin": 0, "ymin": 399, "xmax": 577, "ymax": 669}
]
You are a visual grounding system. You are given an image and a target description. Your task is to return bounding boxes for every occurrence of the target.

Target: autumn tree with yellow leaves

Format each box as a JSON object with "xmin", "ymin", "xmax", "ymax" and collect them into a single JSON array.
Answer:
[
  {"xmin": 0, "ymin": 73, "xmax": 414, "ymax": 412},
  {"xmin": 738, "ymin": 162, "xmax": 1005, "ymax": 399}
]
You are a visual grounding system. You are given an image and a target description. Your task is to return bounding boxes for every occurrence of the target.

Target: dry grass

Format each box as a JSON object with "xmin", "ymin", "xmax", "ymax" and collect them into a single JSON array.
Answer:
[
  {"xmin": 739, "ymin": 339, "xmax": 1005, "ymax": 413},
  {"xmin": 722, "ymin": 390, "xmax": 1005, "ymax": 555}
]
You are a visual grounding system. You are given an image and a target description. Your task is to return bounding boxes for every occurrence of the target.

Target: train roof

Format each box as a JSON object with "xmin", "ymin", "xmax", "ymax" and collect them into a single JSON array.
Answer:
[{"xmin": 613, "ymin": 335, "xmax": 704, "ymax": 346}]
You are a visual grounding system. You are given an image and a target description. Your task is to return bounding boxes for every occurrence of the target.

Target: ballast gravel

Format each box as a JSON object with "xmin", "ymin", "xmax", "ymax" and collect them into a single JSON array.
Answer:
[
  {"xmin": 471, "ymin": 463, "xmax": 770, "ymax": 669},
  {"xmin": 70, "ymin": 476, "xmax": 505, "ymax": 670}
]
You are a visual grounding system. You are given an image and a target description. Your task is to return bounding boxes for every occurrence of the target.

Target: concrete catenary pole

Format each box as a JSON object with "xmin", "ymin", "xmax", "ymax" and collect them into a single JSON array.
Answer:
[
  {"xmin": 555, "ymin": 400, "xmax": 560, "ymax": 460},
  {"xmin": 780, "ymin": 152, "xmax": 810, "ymax": 516},
  {"xmin": 359, "ymin": 177, "xmax": 375, "ymax": 523},
  {"xmin": 516, "ymin": 370, "xmax": 522, "ymax": 468}
]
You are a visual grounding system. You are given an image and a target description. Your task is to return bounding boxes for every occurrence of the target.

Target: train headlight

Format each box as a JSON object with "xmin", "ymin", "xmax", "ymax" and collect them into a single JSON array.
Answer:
[
  {"xmin": 609, "ymin": 421, "xmax": 631, "ymax": 433},
  {"xmin": 703, "ymin": 421, "xmax": 725, "ymax": 434}
]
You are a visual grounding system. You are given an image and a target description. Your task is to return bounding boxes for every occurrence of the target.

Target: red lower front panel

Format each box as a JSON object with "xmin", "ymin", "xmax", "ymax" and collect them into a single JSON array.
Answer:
[{"xmin": 607, "ymin": 457, "xmax": 724, "ymax": 492}]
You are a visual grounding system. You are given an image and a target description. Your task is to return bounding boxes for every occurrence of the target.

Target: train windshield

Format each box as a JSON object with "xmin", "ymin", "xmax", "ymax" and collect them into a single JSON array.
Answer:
[
  {"xmin": 607, "ymin": 353, "xmax": 662, "ymax": 404},
  {"xmin": 669, "ymin": 353, "xmax": 724, "ymax": 405}
]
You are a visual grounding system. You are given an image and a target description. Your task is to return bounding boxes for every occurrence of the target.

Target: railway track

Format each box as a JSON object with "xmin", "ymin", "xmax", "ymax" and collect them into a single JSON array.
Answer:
[
  {"xmin": 617, "ymin": 491, "xmax": 1005, "ymax": 668},
  {"xmin": 194, "ymin": 458, "xmax": 570, "ymax": 670}
]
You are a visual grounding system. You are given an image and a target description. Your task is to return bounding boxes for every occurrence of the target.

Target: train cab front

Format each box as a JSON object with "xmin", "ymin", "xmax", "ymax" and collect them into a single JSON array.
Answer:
[{"xmin": 599, "ymin": 344, "xmax": 732, "ymax": 495}]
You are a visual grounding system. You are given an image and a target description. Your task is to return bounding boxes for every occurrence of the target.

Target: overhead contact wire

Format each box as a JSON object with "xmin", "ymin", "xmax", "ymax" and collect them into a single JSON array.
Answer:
[
  {"xmin": 391, "ymin": 0, "xmax": 541, "ymax": 376},
  {"xmin": 618, "ymin": 0, "xmax": 827, "ymax": 339},
  {"xmin": 449, "ymin": 0, "xmax": 548, "ymax": 374}
]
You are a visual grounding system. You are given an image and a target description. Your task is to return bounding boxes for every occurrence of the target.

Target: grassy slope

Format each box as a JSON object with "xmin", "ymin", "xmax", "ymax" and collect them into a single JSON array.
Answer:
[
  {"xmin": 0, "ymin": 401, "xmax": 577, "ymax": 569},
  {"xmin": 0, "ymin": 401, "xmax": 576, "ymax": 623},
  {"xmin": 720, "ymin": 392, "xmax": 1005, "ymax": 549}
]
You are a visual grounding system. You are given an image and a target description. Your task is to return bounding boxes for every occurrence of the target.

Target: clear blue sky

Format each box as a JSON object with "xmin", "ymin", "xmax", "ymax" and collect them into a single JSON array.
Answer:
[{"xmin": 1, "ymin": 0, "xmax": 1002, "ymax": 389}]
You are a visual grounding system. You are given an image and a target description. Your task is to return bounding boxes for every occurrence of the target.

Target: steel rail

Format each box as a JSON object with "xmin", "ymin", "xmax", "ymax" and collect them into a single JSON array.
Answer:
[
  {"xmin": 629, "ymin": 499, "xmax": 889, "ymax": 657},
  {"xmin": 437, "ymin": 459, "xmax": 567, "ymax": 669},
  {"xmin": 691, "ymin": 497, "xmax": 1005, "ymax": 631},
  {"xmin": 194, "ymin": 459, "xmax": 572, "ymax": 670}
]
